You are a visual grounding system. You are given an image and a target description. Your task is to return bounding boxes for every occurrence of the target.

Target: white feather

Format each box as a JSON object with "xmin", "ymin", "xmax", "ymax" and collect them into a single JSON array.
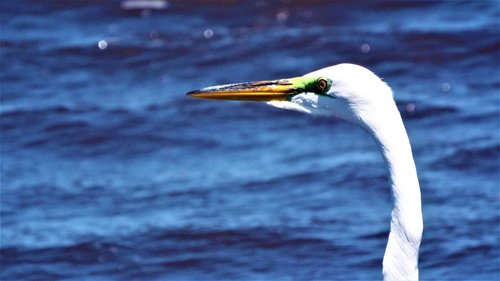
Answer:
[{"xmin": 269, "ymin": 64, "xmax": 423, "ymax": 281}]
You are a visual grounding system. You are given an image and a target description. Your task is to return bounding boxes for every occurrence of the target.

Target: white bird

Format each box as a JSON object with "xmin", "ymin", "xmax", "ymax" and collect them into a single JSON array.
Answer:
[{"xmin": 187, "ymin": 63, "xmax": 423, "ymax": 281}]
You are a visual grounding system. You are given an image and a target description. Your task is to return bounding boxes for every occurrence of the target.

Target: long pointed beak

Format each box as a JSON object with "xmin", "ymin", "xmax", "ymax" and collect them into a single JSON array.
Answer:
[{"xmin": 186, "ymin": 78, "xmax": 302, "ymax": 102}]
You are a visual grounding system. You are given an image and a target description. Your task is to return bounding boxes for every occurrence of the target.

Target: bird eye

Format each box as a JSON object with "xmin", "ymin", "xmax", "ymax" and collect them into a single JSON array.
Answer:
[{"xmin": 317, "ymin": 78, "xmax": 328, "ymax": 93}]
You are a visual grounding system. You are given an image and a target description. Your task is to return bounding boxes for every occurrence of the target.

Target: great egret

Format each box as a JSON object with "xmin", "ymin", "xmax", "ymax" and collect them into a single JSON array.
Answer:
[{"xmin": 187, "ymin": 63, "xmax": 423, "ymax": 281}]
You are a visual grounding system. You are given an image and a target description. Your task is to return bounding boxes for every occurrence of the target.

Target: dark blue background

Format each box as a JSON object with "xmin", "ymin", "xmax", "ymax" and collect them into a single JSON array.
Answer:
[{"xmin": 1, "ymin": 1, "xmax": 499, "ymax": 280}]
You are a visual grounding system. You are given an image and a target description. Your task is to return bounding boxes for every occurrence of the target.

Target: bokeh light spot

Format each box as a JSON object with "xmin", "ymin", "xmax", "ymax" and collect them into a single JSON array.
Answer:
[
  {"xmin": 98, "ymin": 40, "xmax": 108, "ymax": 50},
  {"xmin": 360, "ymin": 43, "xmax": 370, "ymax": 53},
  {"xmin": 203, "ymin": 29, "xmax": 214, "ymax": 39}
]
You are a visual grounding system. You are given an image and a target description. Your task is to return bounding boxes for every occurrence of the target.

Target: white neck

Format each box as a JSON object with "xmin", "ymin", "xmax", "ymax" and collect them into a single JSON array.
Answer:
[
  {"xmin": 268, "ymin": 64, "xmax": 424, "ymax": 279},
  {"xmin": 362, "ymin": 101, "xmax": 423, "ymax": 281}
]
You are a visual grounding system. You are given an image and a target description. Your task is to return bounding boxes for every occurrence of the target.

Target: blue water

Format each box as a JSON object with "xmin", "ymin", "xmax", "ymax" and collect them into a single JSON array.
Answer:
[{"xmin": 1, "ymin": 1, "xmax": 499, "ymax": 280}]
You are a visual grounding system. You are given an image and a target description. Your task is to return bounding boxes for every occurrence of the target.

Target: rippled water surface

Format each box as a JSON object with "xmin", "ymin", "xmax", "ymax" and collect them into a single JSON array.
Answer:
[{"xmin": 1, "ymin": 1, "xmax": 499, "ymax": 280}]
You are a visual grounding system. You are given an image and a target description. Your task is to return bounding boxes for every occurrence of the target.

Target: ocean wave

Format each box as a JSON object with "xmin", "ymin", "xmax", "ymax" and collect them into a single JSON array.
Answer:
[
  {"xmin": 0, "ymin": 226, "xmax": 364, "ymax": 280},
  {"xmin": 2, "ymin": 1, "xmax": 499, "ymax": 280},
  {"xmin": 1, "ymin": 104, "xmax": 221, "ymax": 157},
  {"xmin": 432, "ymin": 144, "xmax": 499, "ymax": 174}
]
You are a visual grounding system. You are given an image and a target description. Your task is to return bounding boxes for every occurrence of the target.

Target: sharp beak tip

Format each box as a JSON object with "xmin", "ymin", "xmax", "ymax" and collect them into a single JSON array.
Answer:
[{"xmin": 186, "ymin": 90, "xmax": 202, "ymax": 98}]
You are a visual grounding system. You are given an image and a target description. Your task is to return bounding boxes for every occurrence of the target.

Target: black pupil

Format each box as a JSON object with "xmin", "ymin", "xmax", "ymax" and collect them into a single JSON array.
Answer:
[{"xmin": 318, "ymin": 79, "xmax": 326, "ymax": 91}]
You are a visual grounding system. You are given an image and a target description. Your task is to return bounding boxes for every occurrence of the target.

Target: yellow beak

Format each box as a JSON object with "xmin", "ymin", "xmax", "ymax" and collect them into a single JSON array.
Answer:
[{"xmin": 186, "ymin": 78, "xmax": 302, "ymax": 102}]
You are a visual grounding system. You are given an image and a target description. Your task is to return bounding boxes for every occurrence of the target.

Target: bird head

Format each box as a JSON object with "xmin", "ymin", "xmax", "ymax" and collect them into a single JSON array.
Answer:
[{"xmin": 187, "ymin": 63, "xmax": 394, "ymax": 128}]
